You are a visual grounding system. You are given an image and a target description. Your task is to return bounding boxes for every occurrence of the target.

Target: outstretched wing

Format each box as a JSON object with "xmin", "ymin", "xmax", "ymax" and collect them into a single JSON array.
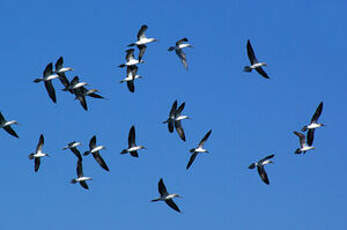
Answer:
[
  {"xmin": 80, "ymin": 181, "xmax": 89, "ymax": 190},
  {"xmin": 128, "ymin": 126, "xmax": 136, "ymax": 147},
  {"xmin": 34, "ymin": 158, "xmax": 41, "ymax": 172},
  {"xmin": 246, "ymin": 40, "xmax": 257, "ymax": 65},
  {"xmin": 175, "ymin": 120, "xmax": 186, "ymax": 142},
  {"xmin": 175, "ymin": 49, "xmax": 188, "ymax": 70},
  {"xmin": 158, "ymin": 178, "xmax": 167, "ymax": 196},
  {"xmin": 255, "ymin": 67, "xmax": 270, "ymax": 79},
  {"xmin": 293, "ymin": 131, "xmax": 306, "ymax": 148},
  {"xmin": 165, "ymin": 199, "xmax": 181, "ymax": 213},
  {"xmin": 44, "ymin": 80, "xmax": 57, "ymax": 103},
  {"xmin": 3, "ymin": 126, "xmax": 18, "ymax": 138},
  {"xmin": 127, "ymin": 81, "xmax": 135, "ymax": 93},
  {"xmin": 138, "ymin": 44, "xmax": 147, "ymax": 61},
  {"xmin": 76, "ymin": 160, "xmax": 84, "ymax": 177},
  {"xmin": 176, "ymin": 38, "xmax": 188, "ymax": 46},
  {"xmin": 198, "ymin": 129, "xmax": 212, "ymax": 147},
  {"xmin": 311, "ymin": 102, "xmax": 323, "ymax": 123},
  {"xmin": 307, "ymin": 129, "xmax": 315, "ymax": 146},
  {"xmin": 89, "ymin": 136, "xmax": 96, "ymax": 149},
  {"xmin": 125, "ymin": 49, "xmax": 135, "ymax": 62},
  {"xmin": 55, "ymin": 57, "xmax": 63, "ymax": 71},
  {"xmin": 186, "ymin": 152, "xmax": 198, "ymax": 170},
  {"xmin": 257, "ymin": 166, "xmax": 270, "ymax": 185},
  {"xmin": 36, "ymin": 134, "xmax": 44, "ymax": 153},
  {"xmin": 92, "ymin": 152, "xmax": 109, "ymax": 171},
  {"xmin": 137, "ymin": 25, "xmax": 148, "ymax": 40}
]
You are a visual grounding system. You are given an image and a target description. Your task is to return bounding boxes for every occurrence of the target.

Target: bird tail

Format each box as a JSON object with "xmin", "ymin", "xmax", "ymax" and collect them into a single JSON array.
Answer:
[
  {"xmin": 28, "ymin": 153, "xmax": 35, "ymax": 160},
  {"xmin": 301, "ymin": 126, "xmax": 308, "ymax": 132},
  {"xmin": 151, "ymin": 198, "xmax": 160, "ymax": 202},
  {"xmin": 118, "ymin": 64, "xmax": 126, "ymax": 68},
  {"xmin": 295, "ymin": 148, "xmax": 302, "ymax": 154},
  {"xmin": 71, "ymin": 179, "xmax": 77, "ymax": 184},
  {"xmin": 120, "ymin": 149, "xmax": 128, "ymax": 154},
  {"xmin": 33, "ymin": 78, "xmax": 42, "ymax": 83},
  {"xmin": 248, "ymin": 163, "xmax": 256, "ymax": 169},
  {"xmin": 168, "ymin": 47, "xmax": 175, "ymax": 51},
  {"xmin": 83, "ymin": 151, "xmax": 90, "ymax": 156},
  {"xmin": 128, "ymin": 43, "xmax": 136, "ymax": 47},
  {"xmin": 189, "ymin": 148, "xmax": 196, "ymax": 153},
  {"xmin": 244, "ymin": 66, "xmax": 252, "ymax": 72}
]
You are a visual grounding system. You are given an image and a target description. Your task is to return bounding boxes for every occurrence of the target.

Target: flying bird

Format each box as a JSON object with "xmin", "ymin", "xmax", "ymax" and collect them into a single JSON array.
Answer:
[
  {"xmin": 248, "ymin": 154, "xmax": 274, "ymax": 185},
  {"xmin": 168, "ymin": 38, "xmax": 192, "ymax": 70},
  {"xmin": 121, "ymin": 126, "xmax": 146, "ymax": 158},
  {"xmin": 34, "ymin": 63, "xmax": 60, "ymax": 103},
  {"xmin": 0, "ymin": 112, "xmax": 19, "ymax": 138},
  {"xmin": 293, "ymin": 131, "xmax": 315, "ymax": 154},
  {"xmin": 187, "ymin": 129, "xmax": 212, "ymax": 170},
  {"xmin": 84, "ymin": 136, "xmax": 109, "ymax": 171},
  {"xmin": 55, "ymin": 56, "xmax": 74, "ymax": 93},
  {"xmin": 128, "ymin": 25, "xmax": 157, "ymax": 61},
  {"xmin": 63, "ymin": 141, "xmax": 82, "ymax": 161},
  {"xmin": 163, "ymin": 100, "xmax": 178, "ymax": 133},
  {"xmin": 174, "ymin": 102, "xmax": 190, "ymax": 142},
  {"xmin": 244, "ymin": 40, "xmax": 269, "ymax": 79},
  {"xmin": 151, "ymin": 178, "xmax": 182, "ymax": 213},
  {"xmin": 301, "ymin": 102, "xmax": 325, "ymax": 145},
  {"xmin": 118, "ymin": 49, "xmax": 144, "ymax": 68},
  {"xmin": 72, "ymin": 85, "xmax": 104, "ymax": 111},
  {"xmin": 71, "ymin": 160, "xmax": 92, "ymax": 190},
  {"xmin": 120, "ymin": 65, "xmax": 143, "ymax": 93},
  {"xmin": 28, "ymin": 134, "xmax": 49, "ymax": 172},
  {"xmin": 63, "ymin": 76, "xmax": 88, "ymax": 91}
]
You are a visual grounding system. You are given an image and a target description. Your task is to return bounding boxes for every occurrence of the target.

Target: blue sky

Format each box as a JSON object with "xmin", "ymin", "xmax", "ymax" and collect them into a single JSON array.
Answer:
[{"xmin": 0, "ymin": 0, "xmax": 346, "ymax": 229}]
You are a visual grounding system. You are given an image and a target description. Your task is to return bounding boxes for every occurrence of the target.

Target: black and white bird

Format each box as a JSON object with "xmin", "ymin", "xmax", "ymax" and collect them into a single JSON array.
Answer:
[
  {"xmin": 248, "ymin": 154, "xmax": 274, "ymax": 185},
  {"xmin": 301, "ymin": 102, "xmax": 325, "ymax": 137},
  {"xmin": 63, "ymin": 76, "xmax": 88, "ymax": 91},
  {"xmin": 34, "ymin": 63, "xmax": 60, "ymax": 103},
  {"xmin": 244, "ymin": 40, "xmax": 269, "ymax": 79},
  {"xmin": 121, "ymin": 126, "xmax": 146, "ymax": 158},
  {"xmin": 84, "ymin": 136, "xmax": 109, "ymax": 171},
  {"xmin": 118, "ymin": 49, "xmax": 144, "ymax": 68},
  {"xmin": 187, "ymin": 129, "xmax": 212, "ymax": 170},
  {"xmin": 55, "ymin": 57, "xmax": 74, "ymax": 93},
  {"xmin": 151, "ymin": 178, "xmax": 182, "ymax": 213},
  {"xmin": 63, "ymin": 141, "xmax": 82, "ymax": 161},
  {"xmin": 71, "ymin": 160, "xmax": 92, "ymax": 190},
  {"xmin": 293, "ymin": 131, "xmax": 315, "ymax": 154},
  {"xmin": 73, "ymin": 86, "xmax": 104, "ymax": 111},
  {"xmin": 163, "ymin": 100, "xmax": 178, "ymax": 133},
  {"xmin": 28, "ymin": 134, "xmax": 49, "ymax": 172},
  {"xmin": 168, "ymin": 38, "xmax": 192, "ymax": 70},
  {"xmin": 0, "ymin": 112, "xmax": 19, "ymax": 138},
  {"xmin": 120, "ymin": 65, "xmax": 143, "ymax": 93},
  {"xmin": 128, "ymin": 25, "xmax": 157, "ymax": 61},
  {"xmin": 163, "ymin": 100, "xmax": 190, "ymax": 141}
]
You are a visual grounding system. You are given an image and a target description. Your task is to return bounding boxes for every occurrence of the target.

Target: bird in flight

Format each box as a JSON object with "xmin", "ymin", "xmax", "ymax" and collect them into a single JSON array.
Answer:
[
  {"xmin": 244, "ymin": 40, "xmax": 269, "ymax": 79},
  {"xmin": 128, "ymin": 24, "xmax": 157, "ymax": 61},
  {"xmin": 121, "ymin": 126, "xmax": 146, "ymax": 158},
  {"xmin": 71, "ymin": 160, "xmax": 92, "ymax": 190},
  {"xmin": 187, "ymin": 129, "xmax": 212, "ymax": 170},
  {"xmin": 28, "ymin": 134, "xmax": 50, "ymax": 172},
  {"xmin": 151, "ymin": 178, "xmax": 182, "ymax": 213},
  {"xmin": 168, "ymin": 38, "xmax": 192, "ymax": 70},
  {"xmin": 0, "ymin": 112, "xmax": 19, "ymax": 138},
  {"xmin": 248, "ymin": 154, "xmax": 274, "ymax": 185}
]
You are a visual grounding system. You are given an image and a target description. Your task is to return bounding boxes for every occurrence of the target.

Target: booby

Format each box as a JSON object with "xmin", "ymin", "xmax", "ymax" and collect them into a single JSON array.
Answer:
[
  {"xmin": 128, "ymin": 25, "xmax": 157, "ymax": 60},
  {"xmin": 71, "ymin": 160, "xmax": 92, "ymax": 190},
  {"xmin": 118, "ymin": 49, "xmax": 144, "ymax": 68},
  {"xmin": 174, "ymin": 102, "xmax": 190, "ymax": 142},
  {"xmin": 121, "ymin": 126, "xmax": 146, "ymax": 158},
  {"xmin": 248, "ymin": 154, "xmax": 274, "ymax": 185},
  {"xmin": 84, "ymin": 136, "xmax": 109, "ymax": 171},
  {"xmin": 0, "ymin": 112, "xmax": 19, "ymax": 138},
  {"xmin": 28, "ymin": 134, "xmax": 49, "ymax": 172},
  {"xmin": 187, "ymin": 129, "xmax": 212, "ymax": 170},
  {"xmin": 55, "ymin": 56, "xmax": 74, "ymax": 93},
  {"xmin": 163, "ymin": 100, "xmax": 178, "ymax": 133},
  {"xmin": 293, "ymin": 131, "xmax": 315, "ymax": 154},
  {"xmin": 34, "ymin": 63, "xmax": 60, "ymax": 103},
  {"xmin": 120, "ymin": 65, "xmax": 143, "ymax": 93},
  {"xmin": 151, "ymin": 178, "xmax": 181, "ymax": 213},
  {"xmin": 168, "ymin": 38, "xmax": 192, "ymax": 70},
  {"xmin": 63, "ymin": 141, "xmax": 82, "ymax": 161},
  {"xmin": 301, "ymin": 102, "xmax": 324, "ymax": 145},
  {"xmin": 244, "ymin": 40, "xmax": 270, "ymax": 79}
]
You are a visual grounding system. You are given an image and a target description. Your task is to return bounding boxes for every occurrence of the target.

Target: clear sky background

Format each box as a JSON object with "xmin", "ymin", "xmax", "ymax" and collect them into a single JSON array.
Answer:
[{"xmin": 0, "ymin": 0, "xmax": 346, "ymax": 229}]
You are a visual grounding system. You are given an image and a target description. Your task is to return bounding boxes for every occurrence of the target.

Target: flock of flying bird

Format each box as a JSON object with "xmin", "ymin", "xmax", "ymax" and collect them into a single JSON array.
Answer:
[{"xmin": 0, "ymin": 24, "xmax": 325, "ymax": 213}]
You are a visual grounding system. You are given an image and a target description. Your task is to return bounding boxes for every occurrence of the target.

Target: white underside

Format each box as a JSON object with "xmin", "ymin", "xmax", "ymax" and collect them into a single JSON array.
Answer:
[
  {"xmin": 128, "ymin": 146, "xmax": 142, "ymax": 152},
  {"xmin": 91, "ymin": 146, "xmax": 104, "ymax": 153},
  {"xmin": 307, "ymin": 123, "xmax": 321, "ymax": 129}
]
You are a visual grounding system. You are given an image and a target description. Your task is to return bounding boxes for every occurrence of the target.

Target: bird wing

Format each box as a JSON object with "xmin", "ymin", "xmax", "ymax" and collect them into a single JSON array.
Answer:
[
  {"xmin": 137, "ymin": 24, "xmax": 148, "ymax": 40},
  {"xmin": 246, "ymin": 40, "xmax": 258, "ymax": 65},
  {"xmin": 92, "ymin": 152, "xmax": 109, "ymax": 171},
  {"xmin": 89, "ymin": 136, "xmax": 96, "ymax": 149},
  {"xmin": 125, "ymin": 49, "xmax": 135, "ymax": 62},
  {"xmin": 175, "ymin": 120, "xmax": 186, "ymax": 142},
  {"xmin": 169, "ymin": 100, "xmax": 178, "ymax": 118},
  {"xmin": 175, "ymin": 102, "xmax": 185, "ymax": 116},
  {"xmin": 255, "ymin": 67, "xmax": 270, "ymax": 79},
  {"xmin": 3, "ymin": 125, "xmax": 18, "ymax": 138},
  {"xmin": 158, "ymin": 178, "xmax": 167, "ymax": 196},
  {"xmin": 307, "ymin": 129, "xmax": 315, "ymax": 146},
  {"xmin": 0, "ymin": 112, "xmax": 5, "ymax": 122},
  {"xmin": 186, "ymin": 152, "xmax": 198, "ymax": 170},
  {"xmin": 293, "ymin": 131, "xmax": 306, "ymax": 148},
  {"xmin": 79, "ymin": 181, "xmax": 89, "ymax": 190},
  {"xmin": 257, "ymin": 166, "xmax": 270, "ymax": 185},
  {"xmin": 126, "ymin": 81, "xmax": 135, "ymax": 93},
  {"xmin": 55, "ymin": 57, "xmax": 63, "ymax": 71},
  {"xmin": 311, "ymin": 102, "xmax": 323, "ymax": 123},
  {"xmin": 248, "ymin": 162, "xmax": 256, "ymax": 169},
  {"xmin": 76, "ymin": 159, "xmax": 83, "ymax": 177},
  {"xmin": 138, "ymin": 44, "xmax": 147, "ymax": 61},
  {"xmin": 36, "ymin": 134, "xmax": 44, "ymax": 153},
  {"xmin": 43, "ymin": 63, "xmax": 53, "ymax": 77},
  {"xmin": 88, "ymin": 92, "xmax": 104, "ymax": 99},
  {"xmin": 165, "ymin": 199, "xmax": 181, "ymax": 213},
  {"xmin": 198, "ymin": 129, "xmax": 212, "ymax": 147},
  {"xmin": 260, "ymin": 154, "xmax": 275, "ymax": 163},
  {"xmin": 71, "ymin": 148, "xmax": 82, "ymax": 161},
  {"xmin": 70, "ymin": 76, "xmax": 79, "ymax": 86},
  {"xmin": 44, "ymin": 80, "xmax": 57, "ymax": 103},
  {"xmin": 176, "ymin": 38, "xmax": 188, "ymax": 46},
  {"xmin": 128, "ymin": 126, "xmax": 136, "ymax": 147},
  {"xmin": 127, "ymin": 65, "xmax": 138, "ymax": 78},
  {"xmin": 58, "ymin": 72, "xmax": 71, "ymax": 91},
  {"xmin": 130, "ymin": 151, "xmax": 139, "ymax": 158},
  {"xmin": 168, "ymin": 120, "xmax": 174, "ymax": 133},
  {"xmin": 175, "ymin": 49, "xmax": 188, "ymax": 70},
  {"xmin": 76, "ymin": 93, "xmax": 88, "ymax": 111},
  {"xmin": 34, "ymin": 157, "xmax": 41, "ymax": 172}
]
